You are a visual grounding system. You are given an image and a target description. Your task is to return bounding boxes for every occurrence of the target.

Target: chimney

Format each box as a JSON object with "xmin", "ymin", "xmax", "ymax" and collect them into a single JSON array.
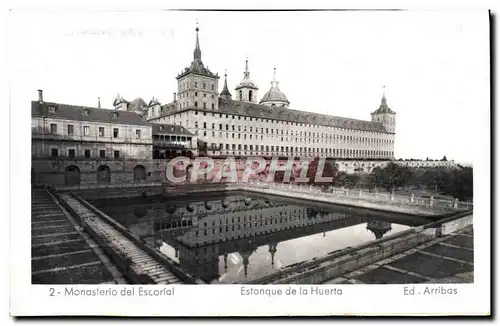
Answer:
[
  {"xmin": 37, "ymin": 90, "xmax": 43, "ymax": 103},
  {"xmin": 173, "ymin": 92, "xmax": 177, "ymax": 102}
]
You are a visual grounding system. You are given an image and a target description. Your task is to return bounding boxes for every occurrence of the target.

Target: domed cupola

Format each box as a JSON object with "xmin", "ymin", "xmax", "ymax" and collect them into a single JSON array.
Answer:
[
  {"xmin": 260, "ymin": 67, "xmax": 290, "ymax": 109},
  {"xmin": 235, "ymin": 59, "xmax": 259, "ymax": 103}
]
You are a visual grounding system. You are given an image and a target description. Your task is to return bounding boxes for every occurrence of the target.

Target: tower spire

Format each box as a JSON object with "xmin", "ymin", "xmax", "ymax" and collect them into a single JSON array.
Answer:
[
  {"xmin": 193, "ymin": 21, "xmax": 201, "ymax": 60},
  {"xmin": 381, "ymin": 85, "xmax": 387, "ymax": 106},
  {"xmin": 272, "ymin": 66, "xmax": 278, "ymax": 86},
  {"xmin": 220, "ymin": 69, "xmax": 232, "ymax": 100},
  {"xmin": 97, "ymin": 97, "xmax": 101, "ymax": 108},
  {"xmin": 244, "ymin": 58, "xmax": 250, "ymax": 79}
]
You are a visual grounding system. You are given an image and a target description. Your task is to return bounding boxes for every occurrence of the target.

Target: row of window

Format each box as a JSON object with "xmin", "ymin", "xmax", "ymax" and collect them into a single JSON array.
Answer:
[
  {"xmin": 179, "ymin": 81, "xmax": 215, "ymax": 91},
  {"xmin": 49, "ymin": 124, "xmax": 142, "ymax": 139},
  {"xmin": 178, "ymin": 101, "xmax": 216, "ymax": 110},
  {"xmin": 192, "ymin": 213, "xmax": 345, "ymax": 236},
  {"xmin": 198, "ymin": 131, "xmax": 392, "ymax": 148},
  {"xmin": 50, "ymin": 148, "xmax": 122, "ymax": 159},
  {"xmin": 193, "ymin": 123, "xmax": 393, "ymax": 143},
  {"xmin": 161, "ymin": 112, "xmax": 391, "ymax": 135},
  {"xmin": 196, "ymin": 209, "xmax": 326, "ymax": 226},
  {"xmin": 153, "ymin": 135, "xmax": 193, "ymax": 142},
  {"xmin": 178, "ymin": 92, "xmax": 216, "ymax": 99},
  {"xmin": 200, "ymin": 143, "xmax": 393, "ymax": 156}
]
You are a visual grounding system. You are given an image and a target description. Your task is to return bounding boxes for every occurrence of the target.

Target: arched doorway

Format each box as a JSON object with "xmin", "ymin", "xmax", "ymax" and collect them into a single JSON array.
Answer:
[
  {"xmin": 97, "ymin": 165, "xmax": 111, "ymax": 184},
  {"xmin": 65, "ymin": 165, "xmax": 81, "ymax": 185},
  {"xmin": 133, "ymin": 165, "xmax": 147, "ymax": 182}
]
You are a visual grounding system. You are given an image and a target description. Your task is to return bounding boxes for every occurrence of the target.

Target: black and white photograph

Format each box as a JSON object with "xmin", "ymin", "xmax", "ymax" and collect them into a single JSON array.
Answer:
[{"xmin": 7, "ymin": 6, "xmax": 491, "ymax": 317}]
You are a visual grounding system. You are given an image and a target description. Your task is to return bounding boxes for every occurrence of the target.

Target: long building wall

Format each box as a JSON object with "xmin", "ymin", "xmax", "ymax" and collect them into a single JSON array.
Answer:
[{"xmin": 149, "ymin": 109, "xmax": 395, "ymax": 159}]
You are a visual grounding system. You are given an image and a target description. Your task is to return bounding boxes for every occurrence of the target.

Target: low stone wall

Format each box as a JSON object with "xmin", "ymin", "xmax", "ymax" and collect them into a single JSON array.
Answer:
[
  {"xmin": 247, "ymin": 228, "xmax": 437, "ymax": 284},
  {"xmin": 241, "ymin": 184, "xmax": 448, "ymax": 216},
  {"xmin": 439, "ymin": 214, "xmax": 474, "ymax": 236},
  {"xmin": 244, "ymin": 212, "xmax": 472, "ymax": 284}
]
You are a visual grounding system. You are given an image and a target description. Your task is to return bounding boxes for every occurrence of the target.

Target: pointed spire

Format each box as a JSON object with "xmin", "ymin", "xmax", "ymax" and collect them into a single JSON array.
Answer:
[
  {"xmin": 381, "ymin": 85, "xmax": 387, "ymax": 105},
  {"xmin": 271, "ymin": 66, "xmax": 279, "ymax": 88},
  {"xmin": 220, "ymin": 69, "xmax": 232, "ymax": 99},
  {"xmin": 243, "ymin": 58, "xmax": 250, "ymax": 79},
  {"xmin": 193, "ymin": 21, "xmax": 201, "ymax": 61},
  {"xmin": 97, "ymin": 97, "xmax": 101, "ymax": 108}
]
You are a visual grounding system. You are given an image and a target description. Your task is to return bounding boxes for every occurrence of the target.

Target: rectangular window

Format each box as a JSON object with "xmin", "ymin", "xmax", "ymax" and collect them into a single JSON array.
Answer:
[
  {"xmin": 99, "ymin": 150, "xmax": 106, "ymax": 158},
  {"xmin": 50, "ymin": 124, "xmax": 57, "ymax": 134},
  {"xmin": 51, "ymin": 148, "xmax": 58, "ymax": 157},
  {"xmin": 83, "ymin": 126, "xmax": 90, "ymax": 136},
  {"xmin": 84, "ymin": 149, "xmax": 91, "ymax": 158},
  {"xmin": 99, "ymin": 127, "xmax": 105, "ymax": 137},
  {"xmin": 113, "ymin": 128, "xmax": 119, "ymax": 138},
  {"xmin": 68, "ymin": 149, "xmax": 75, "ymax": 158},
  {"xmin": 135, "ymin": 129, "xmax": 141, "ymax": 139},
  {"xmin": 114, "ymin": 150, "xmax": 120, "ymax": 159},
  {"xmin": 67, "ymin": 125, "xmax": 74, "ymax": 135}
]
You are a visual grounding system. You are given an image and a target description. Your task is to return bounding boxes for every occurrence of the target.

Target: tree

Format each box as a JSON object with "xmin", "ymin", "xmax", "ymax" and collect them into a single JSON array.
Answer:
[
  {"xmin": 441, "ymin": 155, "xmax": 448, "ymax": 161},
  {"xmin": 368, "ymin": 162, "xmax": 414, "ymax": 192}
]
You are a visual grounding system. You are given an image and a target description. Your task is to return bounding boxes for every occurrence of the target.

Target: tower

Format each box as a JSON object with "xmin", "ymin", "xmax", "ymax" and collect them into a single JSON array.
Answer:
[
  {"xmin": 239, "ymin": 250, "xmax": 253, "ymax": 278},
  {"xmin": 260, "ymin": 67, "xmax": 290, "ymax": 108},
  {"xmin": 113, "ymin": 94, "xmax": 128, "ymax": 111},
  {"xmin": 371, "ymin": 86, "xmax": 396, "ymax": 133},
  {"xmin": 147, "ymin": 97, "xmax": 161, "ymax": 120},
  {"xmin": 220, "ymin": 70, "xmax": 232, "ymax": 100},
  {"xmin": 176, "ymin": 23, "xmax": 220, "ymax": 111},
  {"xmin": 366, "ymin": 220, "xmax": 392, "ymax": 240},
  {"xmin": 234, "ymin": 59, "xmax": 258, "ymax": 103},
  {"xmin": 268, "ymin": 243, "xmax": 278, "ymax": 266}
]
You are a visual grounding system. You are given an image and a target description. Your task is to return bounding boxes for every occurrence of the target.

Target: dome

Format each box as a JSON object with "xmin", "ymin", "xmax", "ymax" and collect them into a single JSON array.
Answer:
[
  {"xmin": 259, "ymin": 67, "xmax": 290, "ymax": 107},
  {"xmin": 260, "ymin": 86, "xmax": 289, "ymax": 105}
]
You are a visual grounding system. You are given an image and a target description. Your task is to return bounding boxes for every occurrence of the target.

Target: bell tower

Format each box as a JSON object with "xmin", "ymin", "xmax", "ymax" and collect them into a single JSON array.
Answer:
[
  {"xmin": 371, "ymin": 86, "xmax": 396, "ymax": 133},
  {"xmin": 176, "ymin": 23, "xmax": 220, "ymax": 111},
  {"xmin": 234, "ymin": 59, "xmax": 259, "ymax": 103}
]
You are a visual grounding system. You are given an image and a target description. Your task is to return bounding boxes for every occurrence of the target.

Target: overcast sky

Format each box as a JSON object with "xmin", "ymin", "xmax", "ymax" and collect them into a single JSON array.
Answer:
[{"xmin": 9, "ymin": 10, "xmax": 489, "ymax": 164}]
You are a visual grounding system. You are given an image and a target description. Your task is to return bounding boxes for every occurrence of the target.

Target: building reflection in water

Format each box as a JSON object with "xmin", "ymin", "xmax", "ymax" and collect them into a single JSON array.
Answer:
[{"xmin": 93, "ymin": 193, "xmax": 413, "ymax": 284}]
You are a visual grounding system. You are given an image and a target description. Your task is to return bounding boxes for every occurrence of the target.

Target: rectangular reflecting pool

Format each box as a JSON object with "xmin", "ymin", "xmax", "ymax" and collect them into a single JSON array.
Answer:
[{"xmin": 90, "ymin": 191, "xmax": 428, "ymax": 284}]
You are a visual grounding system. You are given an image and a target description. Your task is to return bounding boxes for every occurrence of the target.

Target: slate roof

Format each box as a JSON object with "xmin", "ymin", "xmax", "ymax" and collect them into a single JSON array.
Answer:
[
  {"xmin": 217, "ymin": 98, "xmax": 389, "ymax": 133},
  {"xmin": 176, "ymin": 59, "xmax": 219, "ymax": 80},
  {"xmin": 129, "ymin": 98, "xmax": 147, "ymax": 111},
  {"xmin": 31, "ymin": 101, "xmax": 151, "ymax": 126},
  {"xmin": 371, "ymin": 96, "xmax": 395, "ymax": 115},
  {"xmin": 152, "ymin": 123, "xmax": 193, "ymax": 136},
  {"xmin": 260, "ymin": 84, "xmax": 289, "ymax": 104}
]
